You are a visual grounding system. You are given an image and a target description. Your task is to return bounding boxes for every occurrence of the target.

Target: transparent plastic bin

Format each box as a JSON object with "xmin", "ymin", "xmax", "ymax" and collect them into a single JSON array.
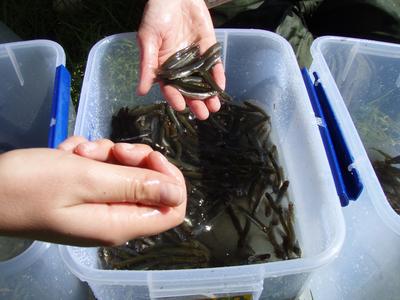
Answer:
[
  {"xmin": 309, "ymin": 37, "xmax": 400, "ymax": 300},
  {"xmin": 0, "ymin": 242, "xmax": 88, "ymax": 299},
  {"xmin": 0, "ymin": 40, "xmax": 64, "ymax": 152},
  {"xmin": 0, "ymin": 40, "xmax": 86, "ymax": 299},
  {"xmin": 60, "ymin": 29, "xmax": 345, "ymax": 300}
]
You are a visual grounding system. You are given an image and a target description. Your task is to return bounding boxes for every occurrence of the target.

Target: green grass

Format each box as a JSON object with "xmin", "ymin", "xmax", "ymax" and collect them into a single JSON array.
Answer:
[{"xmin": 0, "ymin": 0, "xmax": 148, "ymax": 107}]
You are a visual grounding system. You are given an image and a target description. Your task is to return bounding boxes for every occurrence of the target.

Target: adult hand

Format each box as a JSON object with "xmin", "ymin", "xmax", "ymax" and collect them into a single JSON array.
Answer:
[
  {"xmin": 0, "ymin": 137, "xmax": 186, "ymax": 246},
  {"xmin": 137, "ymin": 0, "xmax": 225, "ymax": 120}
]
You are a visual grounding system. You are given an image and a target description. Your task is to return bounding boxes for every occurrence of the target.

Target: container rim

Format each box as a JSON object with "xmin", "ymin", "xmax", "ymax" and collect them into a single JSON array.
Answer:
[
  {"xmin": 59, "ymin": 224, "xmax": 344, "ymax": 285},
  {"xmin": 312, "ymin": 36, "xmax": 400, "ymax": 59},
  {"xmin": 0, "ymin": 39, "xmax": 66, "ymax": 67},
  {"xmin": 311, "ymin": 35, "xmax": 400, "ymax": 236}
]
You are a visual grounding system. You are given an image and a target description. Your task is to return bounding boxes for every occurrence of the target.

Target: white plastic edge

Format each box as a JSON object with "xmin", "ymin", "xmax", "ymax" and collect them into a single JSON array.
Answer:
[
  {"xmin": 0, "ymin": 39, "xmax": 66, "ymax": 66},
  {"xmin": 310, "ymin": 36, "xmax": 400, "ymax": 236}
]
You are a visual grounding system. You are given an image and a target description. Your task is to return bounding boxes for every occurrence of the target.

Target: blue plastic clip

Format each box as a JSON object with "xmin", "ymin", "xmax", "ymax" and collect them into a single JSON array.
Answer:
[
  {"xmin": 48, "ymin": 65, "xmax": 71, "ymax": 149},
  {"xmin": 301, "ymin": 68, "xmax": 363, "ymax": 206}
]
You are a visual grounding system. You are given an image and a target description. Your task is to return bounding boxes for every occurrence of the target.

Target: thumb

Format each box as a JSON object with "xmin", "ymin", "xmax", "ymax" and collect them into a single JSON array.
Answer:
[
  {"xmin": 77, "ymin": 158, "xmax": 185, "ymax": 207},
  {"xmin": 136, "ymin": 30, "xmax": 159, "ymax": 96}
]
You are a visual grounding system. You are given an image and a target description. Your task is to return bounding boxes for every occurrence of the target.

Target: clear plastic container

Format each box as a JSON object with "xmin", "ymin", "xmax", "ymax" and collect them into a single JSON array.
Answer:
[
  {"xmin": 60, "ymin": 29, "xmax": 345, "ymax": 300},
  {"xmin": 309, "ymin": 36, "xmax": 400, "ymax": 300},
  {"xmin": 0, "ymin": 40, "xmax": 65, "ymax": 152},
  {"xmin": 0, "ymin": 40, "xmax": 87, "ymax": 299},
  {"xmin": 0, "ymin": 242, "xmax": 89, "ymax": 299}
]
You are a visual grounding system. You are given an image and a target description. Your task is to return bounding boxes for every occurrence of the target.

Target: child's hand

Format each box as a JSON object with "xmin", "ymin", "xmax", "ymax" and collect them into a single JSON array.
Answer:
[{"xmin": 0, "ymin": 137, "xmax": 186, "ymax": 246}]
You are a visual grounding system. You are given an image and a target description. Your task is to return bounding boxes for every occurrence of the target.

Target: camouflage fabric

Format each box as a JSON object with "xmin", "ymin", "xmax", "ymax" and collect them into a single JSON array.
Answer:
[{"xmin": 211, "ymin": 0, "xmax": 400, "ymax": 67}]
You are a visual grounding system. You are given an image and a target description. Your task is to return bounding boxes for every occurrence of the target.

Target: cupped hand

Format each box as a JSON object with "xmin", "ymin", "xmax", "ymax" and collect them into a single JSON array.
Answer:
[
  {"xmin": 0, "ymin": 137, "xmax": 186, "ymax": 246},
  {"xmin": 137, "ymin": 0, "xmax": 225, "ymax": 120}
]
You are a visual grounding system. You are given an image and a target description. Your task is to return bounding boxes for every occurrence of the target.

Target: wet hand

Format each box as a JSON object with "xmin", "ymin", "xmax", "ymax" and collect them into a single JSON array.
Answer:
[
  {"xmin": 137, "ymin": 0, "xmax": 225, "ymax": 120},
  {"xmin": 0, "ymin": 137, "xmax": 186, "ymax": 246}
]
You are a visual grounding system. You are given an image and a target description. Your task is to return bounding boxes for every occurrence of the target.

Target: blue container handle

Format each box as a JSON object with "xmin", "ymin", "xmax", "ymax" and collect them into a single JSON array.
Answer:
[
  {"xmin": 301, "ymin": 68, "xmax": 363, "ymax": 206},
  {"xmin": 48, "ymin": 65, "xmax": 71, "ymax": 149}
]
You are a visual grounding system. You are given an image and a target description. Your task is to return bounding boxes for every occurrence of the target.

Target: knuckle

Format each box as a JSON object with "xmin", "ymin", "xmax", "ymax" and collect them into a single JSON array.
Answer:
[
  {"xmin": 124, "ymin": 178, "xmax": 136, "ymax": 202},
  {"xmin": 136, "ymin": 178, "xmax": 161, "ymax": 204},
  {"xmin": 125, "ymin": 175, "xmax": 160, "ymax": 204}
]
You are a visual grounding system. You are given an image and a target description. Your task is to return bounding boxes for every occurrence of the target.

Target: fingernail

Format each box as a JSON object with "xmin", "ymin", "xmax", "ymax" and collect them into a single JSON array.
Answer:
[
  {"xmin": 160, "ymin": 183, "xmax": 184, "ymax": 206},
  {"xmin": 78, "ymin": 142, "xmax": 97, "ymax": 153}
]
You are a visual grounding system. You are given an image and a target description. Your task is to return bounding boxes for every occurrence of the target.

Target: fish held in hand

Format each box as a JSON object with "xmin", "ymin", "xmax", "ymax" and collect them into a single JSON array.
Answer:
[{"xmin": 157, "ymin": 42, "xmax": 231, "ymax": 102}]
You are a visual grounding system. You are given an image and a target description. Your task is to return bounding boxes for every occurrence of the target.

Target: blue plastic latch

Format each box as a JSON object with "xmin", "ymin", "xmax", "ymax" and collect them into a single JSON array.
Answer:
[
  {"xmin": 301, "ymin": 68, "xmax": 363, "ymax": 206},
  {"xmin": 48, "ymin": 65, "xmax": 71, "ymax": 149}
]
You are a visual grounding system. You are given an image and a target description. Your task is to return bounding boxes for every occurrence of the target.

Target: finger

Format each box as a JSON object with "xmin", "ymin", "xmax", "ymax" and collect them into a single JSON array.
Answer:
[
  {"xmin": 211, "ymin": 62, "xmax": 226, "ymax": 91},
  {"xmin": 112, "ymin": 143, "xmax": 153, "ymax": 167},
  {"xmin": 161, "ymin": 83, "xmax": 186, "ymax": 111},
  {"xmin": 136, "ymin": 32, "xmax": 159, "ymax": 96},
  {"xmin": 79, "ymin": 159, "xmax": 185, "ymax": 207},
  {"xmin": 58, "ymin": 136, "xmax": 88, "ymax": 152},
  {"xmin": 145, "ymin": 151, "xmax": 185, "ymax": 186},
  {"xmin": 74, "ymin": 139, "xmax": 116, "ymax": 163},
  {"xmin": 186, "ymin": 98, "xmax": 209, "ymax": 120},
  {"xmin": 205, "ymin": 96, "xmax": 221, "ymax": 113},
  {"xmin": 56, "ymin": 202, "xmax": 185, "ymax": 246},
  {"xmin": 104, "ymin": 203, "xmax": 184, "ymax": 243}
]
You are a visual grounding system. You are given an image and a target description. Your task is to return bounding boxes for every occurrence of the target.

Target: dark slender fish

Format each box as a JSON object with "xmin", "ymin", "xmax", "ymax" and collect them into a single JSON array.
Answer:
[
  {"xmin": 248, "ymin": 253, "xmax": 271, "ymax": 263},
  {"xmin": 275, "ymin": 180, "xmax": 290, "ymax": 204},
  {"xmin": 174, "ymin": 85, "xmax": 218, "ymax": 100},
  {"xmin": 161, "ymin": 44, "xmax": 201, "ymax": 70}
]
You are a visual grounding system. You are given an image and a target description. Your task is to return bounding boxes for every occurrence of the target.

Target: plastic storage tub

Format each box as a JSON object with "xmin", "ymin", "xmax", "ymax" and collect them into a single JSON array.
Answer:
[
  {"xmin": 0, "ymin": 40, "xmax": 69, "ymax": 152},
  {"xmin": 308, "ymin": 37, "xmax": 400, "ymax": 300},
  {"xmin": 0, "ymin": 40, "xmax": 86, "ymax": 299},
  {"xmin": 60, "ymin": 29, "xmax": 346, "ymax": 300},
  {"xmin": 0, "ymin": 242, "xmax": 88, "ymax": 299}
]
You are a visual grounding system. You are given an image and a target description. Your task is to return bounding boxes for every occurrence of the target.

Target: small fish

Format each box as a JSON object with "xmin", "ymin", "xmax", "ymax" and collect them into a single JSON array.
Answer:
[
  {"xmin": 173, "ymin": 85, "xmax": 218, "ymax": 100},
  {"xmin": 161, "ymin": 43, "xmax": 200, "ymax": 70},
  {"xmin": 248, "ymin": 253, "xmax": 271, "ymax": 263},
  {"xmin": 157, "ymin": 42, "xmax": 232, "ymax": 102}
]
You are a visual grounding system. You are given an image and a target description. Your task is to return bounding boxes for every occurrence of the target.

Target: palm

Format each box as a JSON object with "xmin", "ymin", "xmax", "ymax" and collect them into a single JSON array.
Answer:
[{"xmin": 137, "ymin": 0, "xmax": 225, "ymax": 120}]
